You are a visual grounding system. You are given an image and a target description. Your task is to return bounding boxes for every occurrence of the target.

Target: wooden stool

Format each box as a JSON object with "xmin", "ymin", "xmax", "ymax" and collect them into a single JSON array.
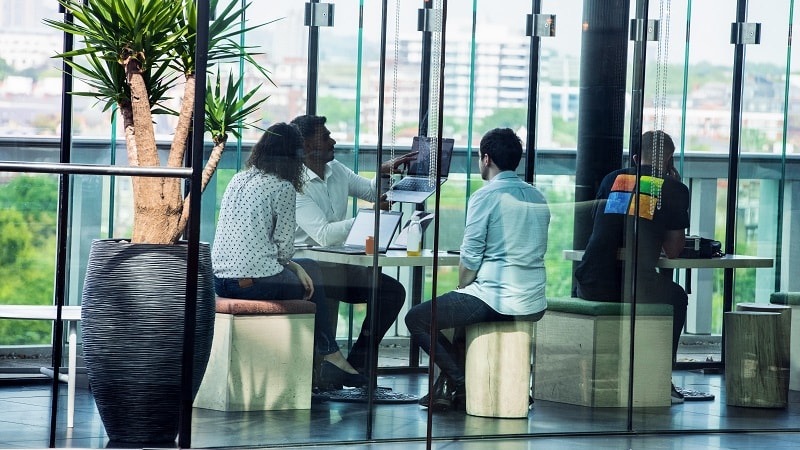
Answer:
[
  {"xmin": 769, "ymin": 292, "xmax": 800, "ymax": 390},
  {"xmin": 724, "ymin": 310, "xmax": 789, "ymax": 408},
  {"xmin": 465, "ymin": 320, "xmax": 535, "ymax": 418},
  {"xmin": 194, "ymin": 297, "xmax": 316, "ymax": 411}
]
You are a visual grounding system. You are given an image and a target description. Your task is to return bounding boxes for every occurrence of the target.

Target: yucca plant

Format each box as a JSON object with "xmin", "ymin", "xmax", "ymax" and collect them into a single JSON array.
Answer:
[{"xmin": 46, "ymin": 0, "xmax": 270, "ymax": 244}]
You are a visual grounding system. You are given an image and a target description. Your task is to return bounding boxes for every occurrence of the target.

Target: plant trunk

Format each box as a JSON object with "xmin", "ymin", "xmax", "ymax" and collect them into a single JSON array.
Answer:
[
  {"xmin": 125, "ymin": 59, "xmax": 183, "ymax": 244},
  {"xmin": 168, "ymin": 74, "xmax": 195, "ymax": 168},
  {"xmin": 175, "ymin": 136, "xmax": 227, "ymax": 238}
]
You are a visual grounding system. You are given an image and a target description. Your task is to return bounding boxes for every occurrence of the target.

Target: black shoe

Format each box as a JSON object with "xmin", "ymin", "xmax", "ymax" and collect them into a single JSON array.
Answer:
[
  {"xmin": 418, "ymin": 373, "xmax": 449, "ymax": 408},
  {"xmin": 319, "ymin": 361, "xmax": 368, "ymax": 389},
  {"xmin": 449, "ymin": 382, "xmax": 466, "ymax": 412}
]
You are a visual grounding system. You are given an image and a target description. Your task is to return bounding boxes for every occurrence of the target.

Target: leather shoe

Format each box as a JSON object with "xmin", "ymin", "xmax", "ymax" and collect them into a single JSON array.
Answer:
[
  {"xmin": 319, "ymin": 361, "xmax": 368, "ymax": 389},
  {"xmin": 419, "ymin": 373, "xmax": 465, "ymax": 412},
  {"xmin": 418, "ymin": 373, "xmax": 448, "ymax": 407}
]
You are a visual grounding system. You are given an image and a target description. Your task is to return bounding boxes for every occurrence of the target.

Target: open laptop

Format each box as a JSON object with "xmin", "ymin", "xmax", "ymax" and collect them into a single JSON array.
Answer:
[
  {"xmin": 309, "ymin": 209, "xmax": 403, "ymax": 255},
  {"xmin": 386, "ymin": 136, "xmax": 455, "ymax": 204}
]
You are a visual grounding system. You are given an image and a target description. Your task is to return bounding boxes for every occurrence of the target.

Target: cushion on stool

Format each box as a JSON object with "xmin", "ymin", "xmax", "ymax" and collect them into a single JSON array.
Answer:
[
  {"xmin": 770, "ymin": 292, "xmax": 800, "ymax": 306},
  {"xmin": 546, "ymin": 297, "xmax": 673, "ymax": 316},
  {"xmin": 215, "ymin": 297, "xmax": 316, "ymax": 315}
]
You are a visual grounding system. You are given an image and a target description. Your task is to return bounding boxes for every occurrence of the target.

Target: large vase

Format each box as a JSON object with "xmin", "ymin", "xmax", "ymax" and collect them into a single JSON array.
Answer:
[{"xmin": 81, "ymin": 239, "xmax": 216, "ymax": 444}]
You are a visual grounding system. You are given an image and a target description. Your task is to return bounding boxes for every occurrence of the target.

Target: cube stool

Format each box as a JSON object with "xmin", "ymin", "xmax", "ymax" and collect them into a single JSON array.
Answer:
[
  {"xmin": 194, "ymin": 297, "xmax": 316, "ymax": 411},
  {"xmin": 465, "ymin": 320, "xmax": 535, "ymax": 418},
  {"xmin": 533, "ymin": 298, "xmax": 673, "ymax": 407},
  {"xmin": 769, "ymin": 292, "xmax": 800, "ymax": 390},
  {"xmin": 725, "ymin": 309, "xmax": 789, "ymax": 408}
]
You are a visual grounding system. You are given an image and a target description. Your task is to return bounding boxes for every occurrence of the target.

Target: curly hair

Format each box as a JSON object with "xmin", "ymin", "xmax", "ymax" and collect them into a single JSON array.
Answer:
[{"xmin": 246, "ymin": 122, "xmax": 305, "ymax": 192}]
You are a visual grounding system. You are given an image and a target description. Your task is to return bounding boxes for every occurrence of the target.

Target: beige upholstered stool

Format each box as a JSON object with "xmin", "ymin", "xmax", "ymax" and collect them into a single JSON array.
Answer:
[
  {"xmin": 465, "ymin": 320, "xmax": 535, "ymax": 418},
  {"xmin": 194, "ymin": 297, "xmax": 316, "ymax": 411},
  {"xmin": 725, "ymin": 308, "xmax": 789, "ymax": 408}
]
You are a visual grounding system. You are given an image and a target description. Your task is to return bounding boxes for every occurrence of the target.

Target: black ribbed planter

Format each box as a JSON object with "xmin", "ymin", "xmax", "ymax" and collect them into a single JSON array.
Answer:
[{"xmin": 81, "ymin": 239, "xmax": 215, "ymax": 444}]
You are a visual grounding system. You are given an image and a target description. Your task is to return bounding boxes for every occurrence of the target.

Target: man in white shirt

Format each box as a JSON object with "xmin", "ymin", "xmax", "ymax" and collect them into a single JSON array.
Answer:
[{"xmin": 291, "ymin": 114, "xmax": 417, "ymax": 378}]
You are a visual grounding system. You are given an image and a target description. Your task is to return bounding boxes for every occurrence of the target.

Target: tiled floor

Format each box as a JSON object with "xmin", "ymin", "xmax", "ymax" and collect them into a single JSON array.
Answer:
[{"xmin": 2, "ymin": 368, "xmax": 800, "ymax": 449}]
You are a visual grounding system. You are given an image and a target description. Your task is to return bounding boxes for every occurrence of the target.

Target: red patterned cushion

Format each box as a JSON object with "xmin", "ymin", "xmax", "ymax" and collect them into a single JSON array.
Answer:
[{"xmin": 215, "ymin": 297, "xmax": 316, "ymax": 315}]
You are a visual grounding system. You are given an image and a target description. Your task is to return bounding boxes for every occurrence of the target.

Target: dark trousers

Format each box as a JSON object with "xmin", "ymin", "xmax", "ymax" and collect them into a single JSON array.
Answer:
[
  {"xmin": 213, "ymin": 258, "xmax": 340, "ymax": 356},
  {"xmin": 404, "ymin": 291, "xmax": 544, "ymax": 385},
  {"xmin": 318, "ymin": 263, "xmax": 406, "ymax": 373}
]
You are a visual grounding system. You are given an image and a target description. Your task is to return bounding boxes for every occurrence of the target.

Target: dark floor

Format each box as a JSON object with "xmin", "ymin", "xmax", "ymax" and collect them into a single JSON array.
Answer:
[{"xmin": 2, "ymin": 338, "xmax": 800, "ymax": 449}]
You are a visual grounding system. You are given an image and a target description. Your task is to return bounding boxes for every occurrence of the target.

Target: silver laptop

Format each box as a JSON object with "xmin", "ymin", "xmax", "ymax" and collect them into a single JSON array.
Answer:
[
  {"xmin": 386, "ymin": 137, "xmax": 455, "ymax": 204},
  {"xmin": 309, "ymin": 209, "xmax": 403, "ymax": 255}
]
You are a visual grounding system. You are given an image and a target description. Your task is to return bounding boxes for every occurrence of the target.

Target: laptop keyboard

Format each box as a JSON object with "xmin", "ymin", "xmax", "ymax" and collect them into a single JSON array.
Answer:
[{"xmin": 394, "ymin": 177, "xmax": 435, "ymax": 192}]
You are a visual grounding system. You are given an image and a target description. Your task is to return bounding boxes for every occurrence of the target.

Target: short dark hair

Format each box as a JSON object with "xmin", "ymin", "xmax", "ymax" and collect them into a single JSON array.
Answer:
[
  {"xmin": 479, "ymin": 128, "xmax": 523, "ymax": 171},
  {"xmin": 246, "ymin": 122, "xmax": 305, "ymax": 192},
  {"xmin": 635, "ymin": 130, "xmax": 675, "ymax": 163},
  {"xmin": 290, "ymin": 115, "xmax": 328, "ymax": 139}
]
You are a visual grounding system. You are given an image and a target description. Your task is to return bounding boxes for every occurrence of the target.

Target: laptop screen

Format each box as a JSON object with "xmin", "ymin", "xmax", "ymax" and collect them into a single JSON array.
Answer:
[
  {"xmin": 343, "ymin": 209, "xmax": 402, "ymax": 250},
  {"xmin": 407, "ymin": 136, "xmax": 455, "ymax": 178}
]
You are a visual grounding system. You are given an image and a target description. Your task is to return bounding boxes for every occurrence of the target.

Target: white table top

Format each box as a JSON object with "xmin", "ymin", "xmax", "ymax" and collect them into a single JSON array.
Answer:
[
  {"xmin": 295, "ymin": 248, "xmax": 461, "ymax": 267},
  {"xmin": 0, "ymin": 305, "xmax": 82, "ymax": 321},
  {"xmin": 562, "ymin": 249, "xmax": 774, "ymax": 269}
]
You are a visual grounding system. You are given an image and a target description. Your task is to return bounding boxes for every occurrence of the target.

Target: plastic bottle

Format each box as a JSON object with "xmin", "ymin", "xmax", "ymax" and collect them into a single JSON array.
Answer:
[{"xmin": 406, "ymin": 216, "xmax": 422, "ymax": 256}]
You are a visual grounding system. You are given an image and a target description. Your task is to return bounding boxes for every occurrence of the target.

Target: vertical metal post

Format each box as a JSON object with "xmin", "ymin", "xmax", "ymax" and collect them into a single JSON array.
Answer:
[
  {"xmin": 178, "ymin": 0, "xmax": 209, "ymax": 447},
  {"xmin": 408, "ymin": 0, "xmax": 435, "ymax": 370},
  {"xmin": 524, "ymin": 0, "xmax": 542, "ymax": 183},
  {"xmin": 307, "ymin": 0, "xmax": 321, "ymax": 114},
  {"xmin": 722, "ymin": 0, "xmax": 749, "ymax": 360},
  {"xmin": 50, "ymin": 2, "xmax": 76, "ymax": 446}
]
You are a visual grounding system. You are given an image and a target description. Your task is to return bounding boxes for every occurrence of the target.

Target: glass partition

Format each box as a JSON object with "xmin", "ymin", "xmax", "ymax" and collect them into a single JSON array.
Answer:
[{"xmin": 3, "ymin": 0, "xmax": 800, "ymax": 448}]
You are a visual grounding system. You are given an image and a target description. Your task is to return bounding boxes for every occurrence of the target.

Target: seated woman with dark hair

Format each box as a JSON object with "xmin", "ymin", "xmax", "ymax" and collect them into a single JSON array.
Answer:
[{"xmin": 211, "ymin": 122, "xmax": 365, "ymax": 389}]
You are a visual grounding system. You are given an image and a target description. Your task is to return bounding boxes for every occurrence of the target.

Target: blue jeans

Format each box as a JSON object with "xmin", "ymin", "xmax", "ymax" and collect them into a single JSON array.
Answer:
[
  {"xmin": 405, "ymin": 291, "xmax": 544, "ymax": 385},
  {"xmin": 214, "ymin": 258, "xmax": 339, "ymax": 355}
]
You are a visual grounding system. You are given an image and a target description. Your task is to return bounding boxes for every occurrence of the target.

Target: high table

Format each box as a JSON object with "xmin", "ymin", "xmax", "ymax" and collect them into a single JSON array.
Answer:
[
  {"xmin": 0, "ymin": 305, "xmax": 81, "ymax": 427},
  {"xmin": 562, "ymin": 249, "xmax": 774, "ymax": 270},
  {"xmin": 563, "ymin": 249, "xmax": 774, "ymax": 368},
  {"xmin": 295, "ymin": 248, "xmax": 461, "ymax": 268}
]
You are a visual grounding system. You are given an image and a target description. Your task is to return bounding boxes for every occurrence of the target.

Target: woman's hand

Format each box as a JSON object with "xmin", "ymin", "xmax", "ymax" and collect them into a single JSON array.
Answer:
[{"xmin": 286, "ymin": 261, "xmax": 315, "ymax": 300}]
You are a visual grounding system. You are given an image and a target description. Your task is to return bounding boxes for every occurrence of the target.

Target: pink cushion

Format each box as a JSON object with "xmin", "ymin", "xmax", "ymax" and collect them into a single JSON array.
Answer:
[{"xmin": 215, "ymin": 297, "xmax": 316, "ymax": 315}]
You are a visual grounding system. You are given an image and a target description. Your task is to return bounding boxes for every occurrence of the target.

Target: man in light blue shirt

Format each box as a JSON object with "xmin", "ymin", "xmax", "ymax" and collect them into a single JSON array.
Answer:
[{"xmin": 405, "ymin": 128, "xmax": 550, "ymax": 412}]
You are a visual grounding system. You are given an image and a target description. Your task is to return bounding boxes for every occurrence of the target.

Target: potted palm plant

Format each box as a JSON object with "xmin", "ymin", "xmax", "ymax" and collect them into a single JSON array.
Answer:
[{"xmin": 45, "ymin": 0, "xmax": 269, "ymax": 443}]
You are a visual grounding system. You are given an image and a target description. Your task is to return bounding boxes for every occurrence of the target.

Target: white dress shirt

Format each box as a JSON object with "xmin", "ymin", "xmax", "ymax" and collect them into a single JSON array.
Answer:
[{"xmin": 295, "ymin": 160, "xmax": 378, "ymax": 246}]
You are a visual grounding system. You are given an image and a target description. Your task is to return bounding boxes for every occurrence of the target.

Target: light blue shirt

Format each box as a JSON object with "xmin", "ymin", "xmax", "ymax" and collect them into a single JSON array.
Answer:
[{"xmin": 458, "ymin": 171, "xmax": 550, "ymax": 315}]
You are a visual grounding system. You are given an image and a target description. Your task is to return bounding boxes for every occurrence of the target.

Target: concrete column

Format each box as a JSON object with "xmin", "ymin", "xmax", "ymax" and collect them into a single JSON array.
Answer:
[{"xmin": 684, "ymin": 178, "xmax": 716, "ymax": 334}]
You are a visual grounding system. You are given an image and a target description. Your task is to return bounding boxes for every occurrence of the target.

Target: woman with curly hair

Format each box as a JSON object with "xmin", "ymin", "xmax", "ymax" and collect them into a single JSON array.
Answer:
[{"xmin": 212, "ymin": 122, "xmax": 365, "ymax": 388}]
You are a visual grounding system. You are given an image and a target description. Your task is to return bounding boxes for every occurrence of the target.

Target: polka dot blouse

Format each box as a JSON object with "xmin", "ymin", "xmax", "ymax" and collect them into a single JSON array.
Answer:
[{"xmin": 212, "ymin": 167, "xmax": 297, "ymax": 279}]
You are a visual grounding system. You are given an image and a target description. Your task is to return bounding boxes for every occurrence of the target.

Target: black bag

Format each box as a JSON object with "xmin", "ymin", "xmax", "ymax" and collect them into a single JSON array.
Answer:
[{"xmin": 679, "ymin": 235, "xmax": 723, "ymax": 258}]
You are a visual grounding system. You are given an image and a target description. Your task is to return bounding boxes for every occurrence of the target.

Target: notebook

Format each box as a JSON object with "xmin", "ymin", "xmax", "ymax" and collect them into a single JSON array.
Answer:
[
  {"xmin": 386, "ymin": 136, "xmax": 455, "ymax": 204},
  {"xmin": 309, "ymin": 209, "xmax": 403, "ymax": 255}
]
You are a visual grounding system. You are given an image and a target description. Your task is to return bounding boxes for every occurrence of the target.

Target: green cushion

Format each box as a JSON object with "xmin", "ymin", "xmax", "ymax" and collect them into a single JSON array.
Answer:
[
  {"xmin": 546, "ymin": 297, "xmax": 673, "ymax": 317},
  {"xmin": 770, "ymin": 292, "xmax": 800, "ymax": 306}
]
